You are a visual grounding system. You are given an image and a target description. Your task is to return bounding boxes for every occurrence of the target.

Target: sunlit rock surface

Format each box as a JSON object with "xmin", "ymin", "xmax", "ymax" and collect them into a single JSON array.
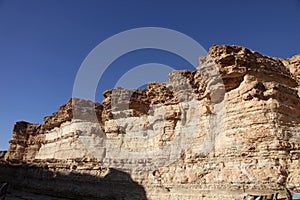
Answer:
[{"xmin": 1, "ymin": 45, "xmax": 300, "ymax": 199}]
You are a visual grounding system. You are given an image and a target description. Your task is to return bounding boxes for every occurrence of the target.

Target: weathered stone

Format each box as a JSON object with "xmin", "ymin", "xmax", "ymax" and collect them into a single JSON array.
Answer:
[
  {"xmin": 1, "ymin": 45, "xmax": 300, "ymax": 199},
  {"xmin": 5, "ymin": 121, "xmax": 44, "ymax": 161}
]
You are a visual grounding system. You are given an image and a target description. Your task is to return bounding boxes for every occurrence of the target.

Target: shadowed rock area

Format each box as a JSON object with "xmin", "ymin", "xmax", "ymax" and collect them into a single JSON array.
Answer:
[{"xmin": 0, "ymin": 160, "xmax": 147, "ymax": 199}]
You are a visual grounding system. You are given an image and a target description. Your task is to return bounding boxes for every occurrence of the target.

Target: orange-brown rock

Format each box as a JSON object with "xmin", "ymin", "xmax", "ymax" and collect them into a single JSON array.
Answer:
[
  {"xmin": 5, "ymin": 121, "xmax": 44, "ymax": 161},
  {"xmin": 1, "ymin": 45, "xmax": 299, "ymax": 199}
]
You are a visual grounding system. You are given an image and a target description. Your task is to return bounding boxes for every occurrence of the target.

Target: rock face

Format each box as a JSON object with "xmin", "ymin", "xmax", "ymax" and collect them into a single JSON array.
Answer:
[
  {"xmin": 0, "ymin": 159, "xmax": 147, "ymax": 199},
  {"xmin": 1, "ymin": 45, "xmax": 300, "ymax": 199},
  {"xmin": 5, "ymin": 121, "xmax": 44, "ymax": 161}
]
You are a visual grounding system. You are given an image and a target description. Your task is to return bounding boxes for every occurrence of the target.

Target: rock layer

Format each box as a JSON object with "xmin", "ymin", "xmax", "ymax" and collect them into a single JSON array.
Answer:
[{"xmin": 1, "ymin": 45, "xmax": 300, "ymax": 199}]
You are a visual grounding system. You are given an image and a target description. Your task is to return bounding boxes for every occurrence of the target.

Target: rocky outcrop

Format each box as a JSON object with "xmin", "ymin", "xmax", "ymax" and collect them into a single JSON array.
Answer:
[
  {"xmin": 285, "ymin": 54, "xmax": 300, "ymax": 82},
  {"xmin": 1, "ymin": 45, "xmax": 300, "ymax": 199},
  {"xmin": 43, "ymin": 98, "xmax": 103, "ymax": 130},
  {"xmin": 146, "ymin": 46, "xmax": 300, "ymax": 198},
  {"xmin": 5, "ymin": 121, "xmax": 44, "ymax": 161}
]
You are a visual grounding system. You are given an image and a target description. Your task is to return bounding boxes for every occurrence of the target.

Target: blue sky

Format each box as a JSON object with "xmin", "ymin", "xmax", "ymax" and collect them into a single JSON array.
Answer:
[{"xmin": 0, "ymin": 0, "xmax": 300, "ymax": 150}]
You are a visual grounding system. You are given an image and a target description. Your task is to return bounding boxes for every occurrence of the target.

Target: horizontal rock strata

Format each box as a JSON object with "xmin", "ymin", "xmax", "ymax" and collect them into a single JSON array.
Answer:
[{"xmin": 1, "ymin": 45, "xmax": 300, "ymax": 199}]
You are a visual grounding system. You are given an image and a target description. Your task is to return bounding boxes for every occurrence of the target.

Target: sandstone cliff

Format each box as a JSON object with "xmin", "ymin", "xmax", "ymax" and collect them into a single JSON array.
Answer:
[{"xmin": 1, "ymin": 45, "xmax": 300, "ymax": 199}]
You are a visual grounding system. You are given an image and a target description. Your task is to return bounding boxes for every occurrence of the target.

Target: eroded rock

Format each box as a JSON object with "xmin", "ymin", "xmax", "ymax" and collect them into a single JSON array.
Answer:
[{"xmin": 1, "ymin": 45, "xmax": 300, "ymax": 199}]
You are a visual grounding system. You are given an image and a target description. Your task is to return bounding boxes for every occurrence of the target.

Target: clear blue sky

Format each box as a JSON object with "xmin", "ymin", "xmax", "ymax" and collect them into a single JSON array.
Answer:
[{"xmin": 0, "ymin": 0, "xmax": 300, "ymax": 150}]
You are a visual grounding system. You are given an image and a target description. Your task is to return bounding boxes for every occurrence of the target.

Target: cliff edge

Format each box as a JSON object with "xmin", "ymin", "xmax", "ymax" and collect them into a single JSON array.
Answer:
[{"xmin": 1, "ymin": 45, "xmax": 299, "ymax": 199}]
